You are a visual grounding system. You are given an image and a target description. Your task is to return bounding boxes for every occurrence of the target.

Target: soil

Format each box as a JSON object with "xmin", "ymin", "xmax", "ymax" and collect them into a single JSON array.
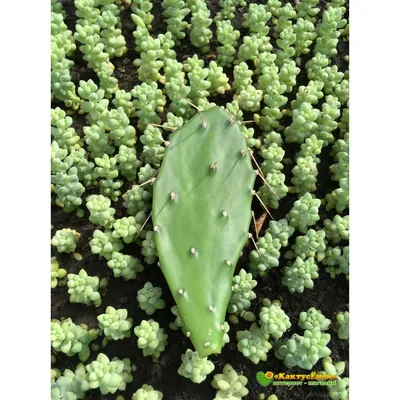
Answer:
[{"xmin": 52, "ymin": 1, "xmax": 349, "ymax": 399}]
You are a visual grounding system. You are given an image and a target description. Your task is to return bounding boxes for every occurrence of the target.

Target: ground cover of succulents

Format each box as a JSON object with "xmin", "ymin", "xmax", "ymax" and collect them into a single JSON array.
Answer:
[{"xmin": 51, "ymin": 0, "xmax": 349, "ymax": 399}]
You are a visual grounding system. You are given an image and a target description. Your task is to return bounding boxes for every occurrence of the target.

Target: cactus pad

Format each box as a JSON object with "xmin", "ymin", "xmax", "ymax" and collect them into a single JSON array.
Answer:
[{"xmin": 152, "ymin": 106, "xmax": 256, "ymax": 357}]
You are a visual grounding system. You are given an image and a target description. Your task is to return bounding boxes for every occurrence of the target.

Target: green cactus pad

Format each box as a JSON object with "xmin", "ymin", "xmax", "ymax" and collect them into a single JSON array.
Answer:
[{"xmin": 152, "ymin": 106, "xmax": 256, "ymax": 357}]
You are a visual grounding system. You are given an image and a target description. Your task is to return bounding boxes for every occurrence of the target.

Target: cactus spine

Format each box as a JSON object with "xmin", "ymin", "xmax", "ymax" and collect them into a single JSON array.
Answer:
[{"xmin": 152, "ymin": 106, "xmax": 256, "ymax": 357}]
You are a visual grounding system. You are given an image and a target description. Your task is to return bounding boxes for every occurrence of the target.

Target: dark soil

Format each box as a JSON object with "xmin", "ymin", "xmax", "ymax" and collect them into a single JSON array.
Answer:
[{"xmin": 52, "ymin": 1, "xmax": 349, "ymax": 399}]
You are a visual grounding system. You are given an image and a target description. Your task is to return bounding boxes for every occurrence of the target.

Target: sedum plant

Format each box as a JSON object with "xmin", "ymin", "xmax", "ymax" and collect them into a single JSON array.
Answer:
[
  {"xmin": 214, "ymin": 0, "xmax": 247, "ymax": 22},
  {"xmin": 50, "ymin": 363, "xmax": 88, "ymax": 400},
  {"xmin": 84, "ymin": 353, "xmax": 133, "ymax": 395},
  {"xmin": 282, "ymin": 256, "xmax": 319, "ymax": 293},
  {"xmin": 287, "ymin": 193, "xmax": 321, "ymax": 233},
  {"xmin": 211, "ymin": 363, "xmax": 249, "ymax": 400},
  {"xmin": 296, "ymin": 0, "xmax": 320, "ymax": 23},
  {"xmin": 177, "ymin": 349, "xmax": 215, "ymax": 383},
  {"xmin": 322, "ymin": 246, "xmax": 349, "ymax": 279},
  {"xmin": 116, "ymin": 145, "xmax": 142, "ymax": 181},
  {"xmin": 51, "ymin": 228, "xmax": 80, "ymax": 253},
  {"xmin": 169, "ymin": 305, "xmax": 185, "ymax": 331},
  {"xmin": 324, "ymin": 215, "xmax": 349, "ymax": 244},
  {"xmin": 141, "ymin": 231, "xmax": 158, "ymax": 264},
  {"xmin": 216, "ymin": 20, "xmax": 240, "ymax": 67},
  {"xmin": 236, "ymin": 323, "xmax": 273, "ymax": 364},
  {"xmin": 51, "ymin": 318, "xmax": 98, "ymax": 362},
  {"xmin": 89, "ymin": 229, "xmax": 123, "ymax": 260},
  {"xmin": 259, "ymin": 299, "xmax": 291, "ymax": 339},
  {"xmin": 132, "ymin": 384, "xmax": 164, "ymax": 400},
  {"xmin": 67, "ymin": 269, "xmax": 106, "ymax": 307},
  {"xmin": 314, "ymin": 5, "xmax": 347, "ymax": 58},
  {"xmin": 137, "ymin": 282, "xmax": 166, "ymax": 315},
  {"xmin": 285, "ymin": 229, "xmax": 327, "ymax": 261},
  {"xmin": 275, "ymin": 327, "xmax": 331, "ymax": 370},
  {"xmin": 122, "ymin": 185, "xmax": 152, "ymax": 215},
  {"xmin": 86, "ymin": 194, "xmax": 116, "ymax": 228},
  {"xmin": 134, "ymin": 319, "xmax": 168, "ymax": 359},
  {"xmin": 97, "ymin": 306, "xmax": 133, "ymax": 340},
  {"xmin": 298, "ymin": 307, "xmax": 331, "ymax": 331},
  {"xmin": 161, "ymin": 0, "xmax": 189, "ymax": 42},
  {"xmin": 93, "ymin": 154, "xmax": 123, "ymax": 202},
  {"xmin": 336, "ymin": 311, "xmax": 349, "ymax": 340},
  {"xmin": 188, "ymin": 0, "xmax": 213, "ymax": 52},
  {"xmin": 319, "ymin": 356, "xmax": 349, "ymax": 400},
  {"xmin": 107, "ymin": 252, "xmax": 144, "ymax": 280},
  {"xmin": 51, "ymin": 257, "xmax": 67, "ymax": 288},
  {"xmin": 249, "ymin": 232, "xmax": 281, "ymax": 277},
  {"xmin": 228, "ymin": 269, "xmax": 257, "ymax": 315},
  {"xmin": 131, "ymin": 81, "xmax": 166, "ymax": 129},
  {"xmin": 290, "ymin": 155, "xmax": 318, "ymax": 194},
  {"xmin": 267, "ymin": 219, "xmax": 295, "ymax": 247},
  {"xmin": 112, "ymin": 217, "xmax": 138, "ymax": 244}
]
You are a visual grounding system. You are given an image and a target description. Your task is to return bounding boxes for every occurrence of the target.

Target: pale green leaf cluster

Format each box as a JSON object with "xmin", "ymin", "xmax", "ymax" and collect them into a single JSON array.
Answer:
[
  {"xmin": 336, "ymin": 311, "xmax": 349, "ymax": 340},
  {"xmin": 285, "ymin": 229, "xmax": 327, "ymax": 261},
  {"xmin": 134, "ymin": 319, "xmax": 168, "ymax": 359},
  {"xmin": 141, "ymin": 231, "xmax": 158, "ymax": 264},
  {"xmin": 214, "ymin": 0, "xmax": 247, "ymax": 22},
  {"xmin": 161, "ymin": 0, "xmax": 189, "ymax": 42},
  {"xmin": 324, "ymin": 215, "xmax": 349, "ymax": 244},
  {"xmin": 132, "ymin": 384, "xmax": 164, "ymax": 400},
  {"xmin": 177, "ymin": 349, "xmax": 215, "ymax": 383},
  {"xmin": 183, "ymin": 55, "xmax": 211, "ymax": 109},
  {"xmin": 298, "ymin": 307, "xmax": 331, "ymax": 331},
  {"xmin": 51, "ymin": 6, "xmax": 80, "ymax": 110},
  {"xmin": 131, "ymin": 81, "xmax": 166, "ymax": 129},
  {"xmin": 296, "ymin": 0, "xmax": 320, "ymax": 23},
  {"xmin": 86, "ymin": 194, "xmax": 116, "ymax": 228},
  {"xmin": 107, "ymin": 252, "xmax": 144, "ymax": 280},
  {"xmin": 51, "ymin": 318, "xmax": 98, "ymax": 362},
  {"xmin": 67, "ymin": 269, "xmax": 106, "ymax": 306},
  {"xmin": 249, "ymin": 232, "xmax": 281, "ymax": 277},
  {"xmin": 319, "ymin": 356, "xmax": 349, "ymax": 400},
  {"xmin": 211, "ymin": 363, "xmax": 249, "ymax": 400},
  {"xmin": 267, "ymin": 218, "xmax": 295, "ymax": 247},
  {"xmin": 322, "ymin": 246, "xmax": 349, "ymax": 278},
  {"xmin": 51, "ymin": 363, "xmax": 88, "ymax": 400},
  {"xmin": 282, "ymin": 256, "xmax": 319, "ymax": 293},
  {"xmin": 314, "ymin": 5, "xmax": 347, "ymax": 58},
  {"xmin": 137, "ymin": 282, "xmax": 166, "ymax": 315},
  {"xmin": 51, "ymin": 257, "xmax": 67, "ymax": 288},
  {"xmin": 84, "ymin": 353, "xmax": 133, "ymax": 395},
  {"xmin": 258, "ymin": 135, "xmax": 289, "ymax": 209},
  {"xmin": 90, "ymin": 229, "xmax": 123, "ymax": 260},
  {"xmin": 93, "ymin": 154, "xmax": 123, "ymax": 201},
  {"xmin": 228, "ymin": 269, "xmax": 257, "ymax": 315},
  {"xmin": 188, "ymin": 0, "xmax": 213, "ymax": 52},
  {"xmin": 236, "ymin": 323, "xmax": 272, "ymax": 364},
  {"xmin": 74, "ymin": 1, "xmax": 118, "ymax": 96},
  {"xmin": 51, "ymin": 228, "xmax": 80, "ymax": 253},
  {"xmin": 287, "ymin": 193, "xmax": 321, "ymax": 233},
  {"xmin": 216, "ymin": 20, "xmax": 240, "ymax": 67},
  {"xmin": 275, "ymin": 327, "xmax": 331, "ymax": 369},
  {"xmin": 259, "ymin": 299, "xmax": 291, "ymax": 339},
  {"xmin": 97, "ymin": 306, "xmax": 133, "ymax": 340},
  {"xmin": 122, "ymin": 185, "xmax": 152, "ymax": 215},
  {"xmin": 112, "ymin": 216, "xmax": 138, "ymax": 243}
]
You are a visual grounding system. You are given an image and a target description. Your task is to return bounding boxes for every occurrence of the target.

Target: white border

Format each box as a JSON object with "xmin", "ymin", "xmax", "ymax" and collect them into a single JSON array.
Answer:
[
  {"xmin": 1, "ymin": 0, "xmax": 399, "ymax": 398},
  {"xmin": 0, "ymin": 0, "xmax": 49, "ymax": 396},
  {"xmin": 351, "ymin": 0, "xmax": 400, "ymax": 398}
]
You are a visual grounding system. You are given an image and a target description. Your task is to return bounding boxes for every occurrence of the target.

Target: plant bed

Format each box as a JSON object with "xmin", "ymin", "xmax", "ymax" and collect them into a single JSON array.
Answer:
[{"xmin": 51, "ymin": 1, "xmax": 349, "ymax": 399}]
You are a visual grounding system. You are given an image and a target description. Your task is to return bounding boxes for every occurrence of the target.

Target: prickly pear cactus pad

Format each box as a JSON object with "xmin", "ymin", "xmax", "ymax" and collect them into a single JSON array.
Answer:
[{"xmin": 152, "ymin": 106, "xmax": 256, "ymax": 357}]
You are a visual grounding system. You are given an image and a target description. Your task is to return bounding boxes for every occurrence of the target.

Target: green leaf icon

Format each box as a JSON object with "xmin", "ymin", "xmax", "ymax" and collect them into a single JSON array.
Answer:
[{"xmin": 256, "ymin": 371, "xmax": 273, "ymax": 387}]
